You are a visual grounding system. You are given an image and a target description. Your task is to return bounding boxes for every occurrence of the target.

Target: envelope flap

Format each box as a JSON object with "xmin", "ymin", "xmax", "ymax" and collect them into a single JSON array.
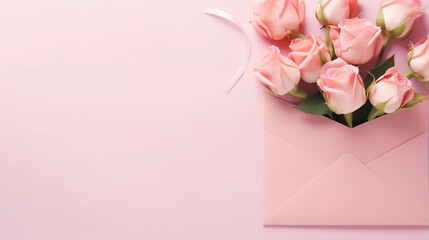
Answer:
[
  {"xmin": 263, "ymin": 130, "xmax": 328, "ymax": 220},
  {"xmin": 264, "ymin": 94, "xmax": 428, "ymax": 164},
  {"xmin": 264, "ymin": 154, "xmax": 428, "ymax": 225},
  {"xmin": 367, "ymin": 133, "xmax": 429, "ymax": 222}
]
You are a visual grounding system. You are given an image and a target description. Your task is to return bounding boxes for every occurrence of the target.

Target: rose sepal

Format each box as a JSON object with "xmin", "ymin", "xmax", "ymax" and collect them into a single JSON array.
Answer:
[
  {"xmin": 387, "ymin": 93, "xmax": 428, "ymax": 115},
  {"xmin": 390, "ymin": 17, "xmax": 411, "ymax": 39},
  {"xmin": 367, "ymin": 99, "xmax": 390, "ymax": 121},
  {"xmin": 402, "ymin": 93, "xmax": 429, "ymax": 109},
  {"xmin": 376, "ymin": 8, "xmax": 385, "ymax": 29},
  {"xmin": 407, "ymin": 44, "xmax": 415, "ymax": 64},
  {"xmin": 316, "ymin": 1, "xmax": 327, "ymax": 26}
]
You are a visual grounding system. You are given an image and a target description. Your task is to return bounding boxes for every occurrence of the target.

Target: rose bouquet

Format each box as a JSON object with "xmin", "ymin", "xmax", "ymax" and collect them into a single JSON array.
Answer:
[{"xmin": 252, "ymin": 0, "xmax": 428, "ymax": 128}]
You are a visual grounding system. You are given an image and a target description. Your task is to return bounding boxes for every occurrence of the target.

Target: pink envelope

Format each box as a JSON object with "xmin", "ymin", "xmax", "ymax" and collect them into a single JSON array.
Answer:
[{"xmin": 263, "ymin": 94, "xmax": 429, "ymax": 226}]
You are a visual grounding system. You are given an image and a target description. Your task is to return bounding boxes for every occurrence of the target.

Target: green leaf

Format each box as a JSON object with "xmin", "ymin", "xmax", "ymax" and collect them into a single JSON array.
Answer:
[
  {"xmin": 390, "ymin": 17, "xmax": 410, "ymax": 38},
  {"xmin": 366, "ymin": 73, "xmax": 376, "ymax": 96},
  {"xmin": 296, "ymin": 91, "xmax": 332, "ymax": 115},
  {"xmin": 363, "ymin": 55, "xmax": 395, "ymax": 88},
  {"xmin": 403, "ymin": 92, "xmax": 429, "ymax": 108},
  {"xmin": 376, "ymin": 8, "xmax": 385, "ymax": 29},
  {"xmin": 353, "ymin": 101, "xmax": 373, "ymax": 126}
]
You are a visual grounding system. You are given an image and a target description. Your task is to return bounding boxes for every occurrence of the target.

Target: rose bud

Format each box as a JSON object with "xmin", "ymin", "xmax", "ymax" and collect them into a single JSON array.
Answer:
[
  {"xmin": 317, "ymin": 58, "xmax": 366, "ymax": 115},
  {"xmin": 288, "ymin": 33, "xmax": 331, "ymax": 83},
  {"xmin": 255, "ymin": 46, "xmax": 304, "ymax": 98},
  {"xmin": 369, "ymin": 67, "xmax": 414, "ymax": 114},
  {"xmin": 330, "ymin": 18, "xmax": 384, "ymax": 65},
  {"xmin": 316, "ymin": 0, "xmax": 358, "ymax": 25},
  {"xmin": 251, "ymin": 0, "xmax": 305, "ymax": 40},
  {"xmin": 376, "ymin": 0, "xmax": 424, "ymax": 39},
  {"xmin": 408, "ymin": 35, "xmax": 429, "ymax": 82}
]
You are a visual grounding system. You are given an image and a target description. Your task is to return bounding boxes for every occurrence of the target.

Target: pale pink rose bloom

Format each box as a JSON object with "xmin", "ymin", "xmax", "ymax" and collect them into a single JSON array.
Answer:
[
  {"xmin": 331, "ymin": 18, "xmax": 384, "ymax": 65},
  {"xmin": 380, "ymin": 0, "xmax": 424, "ymax": 38},
  {"xmin": 409, "ymin": 35, "xmax": 429, "ymax": 81},
  {"xmin": 288, "ymin": 33, "xmax": 331, "ymax": 83},
  {"xmin": 251, "ymin": 0, "xmax": 305, "ymax": 40},
  {"xmin": 317, "ymin": 0, "xmax": 358, "ymax": 25},
  {"xmin": 369, "ymin": 67, "xmax": 414, "ymax": 113},
  {"xmin": 317, "ymin": 58, "xmax": 366, "ymax": 114},
  {"xmin": 254, "ymin": 46, "xmax": 301, "ymax": 96}
]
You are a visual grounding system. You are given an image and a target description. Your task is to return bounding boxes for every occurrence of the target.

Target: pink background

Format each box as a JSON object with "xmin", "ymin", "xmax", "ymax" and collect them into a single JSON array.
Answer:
[{"xmin": 0, "ymin": 0, "xmax": 428, "ymax": 239}]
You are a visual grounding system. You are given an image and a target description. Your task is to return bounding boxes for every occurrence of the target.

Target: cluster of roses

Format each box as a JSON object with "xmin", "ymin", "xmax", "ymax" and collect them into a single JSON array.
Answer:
[{"xmin": 252, "ymin": 0, "xmax": 429, "ymax": 127}]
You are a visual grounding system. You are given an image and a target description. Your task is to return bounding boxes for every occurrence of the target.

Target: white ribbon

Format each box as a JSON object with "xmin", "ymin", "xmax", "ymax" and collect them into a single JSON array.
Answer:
[{"xmin": 204, "ymin": 9, "xmax": 251, "ymax": 94}]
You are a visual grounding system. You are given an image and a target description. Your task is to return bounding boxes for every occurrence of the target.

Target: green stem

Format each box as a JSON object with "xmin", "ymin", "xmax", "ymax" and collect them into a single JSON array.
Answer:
[
  {"xmin": 376, "ymin": 33, "xmax": 391, "ymax": 65},
  {"xmin": 404, "ymin": 68, "xmax": 426, "ymax": 82},
  {"xmin": 325, "ymin": 26, "xmax": 335, "ymax": 59},
  {"xmin": 289, "ymin": 86, "xmax": 308, "ymax": 99},
  {"xmin": 404, "ymin": 68, "xmax": 414, "ymax": 79},
  {"xmin": 344, "ymin": 113, "xmax": 353, "ymax": 128}
]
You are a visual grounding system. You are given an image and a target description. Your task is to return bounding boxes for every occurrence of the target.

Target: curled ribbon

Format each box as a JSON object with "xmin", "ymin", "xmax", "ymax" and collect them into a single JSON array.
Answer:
[{"xmin": 204, "ymin": 9, "xmax": 251, "ymax": 94}]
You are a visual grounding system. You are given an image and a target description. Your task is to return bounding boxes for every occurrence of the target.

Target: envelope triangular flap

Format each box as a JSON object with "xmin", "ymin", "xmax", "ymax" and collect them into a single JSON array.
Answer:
[
  {"xmin": 264, "ymin": 154, "xmax": 428, "ymax": 225},
  {"xmin": 263, "ymin": 131, "xmax": 328, "ymax": 220},
  {"xmin": 367, "ymin": 133, "xmax": 429, "ymax": 223},
  {"xmin": 264, "ymin": 95, "xmax": 428, "ymax": 165}
]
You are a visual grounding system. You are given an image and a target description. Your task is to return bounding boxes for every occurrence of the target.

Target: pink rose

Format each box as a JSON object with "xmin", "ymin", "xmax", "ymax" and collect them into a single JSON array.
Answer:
[
  {"xmin": 254, "ymin": 46, "xmax": 301, "ymax": 96},
  {"xmin": 369, "ymin": 67, "xmax": 414, "ymax": 113},
  {"xmin": 251, "ymin": 0, "xmax": 305, "ymax": 40},
  {"xmin": 316, "ymin": 0, "xmax": 358, "ymax": 25},
  {"xmin": 330, "ymin": 18, "xmax": 384, "ymax": 65},
  {"xmin": 317, "ymin": 58, "xmax": 366, "ymax": 114},
  {"xmin": 409, "ymin": 35, "xmax": 429, "ymax": 82},
  {"xmin": 288, "ymin": 33, "xmax": 331, "ymax": 83},
  {"xmin": 378, "ymin": 0, "xmax": 424, "ymax": 39}
]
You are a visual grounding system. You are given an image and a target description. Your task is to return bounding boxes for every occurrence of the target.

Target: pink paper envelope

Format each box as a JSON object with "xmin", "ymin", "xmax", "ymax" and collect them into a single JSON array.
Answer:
[{"xmin": 263, "ymin": 94, "xmax": 429, "ymax": 226}]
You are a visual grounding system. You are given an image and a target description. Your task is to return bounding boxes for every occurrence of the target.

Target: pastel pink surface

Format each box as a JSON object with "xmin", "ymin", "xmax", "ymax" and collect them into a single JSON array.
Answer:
[
  {"xmin": 0, "ymin": 0, "xmax": 428, "ymax": 240},
  {"xmin": 263, "ymin": 95, "xmax": 429, "ymax": 225}
]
